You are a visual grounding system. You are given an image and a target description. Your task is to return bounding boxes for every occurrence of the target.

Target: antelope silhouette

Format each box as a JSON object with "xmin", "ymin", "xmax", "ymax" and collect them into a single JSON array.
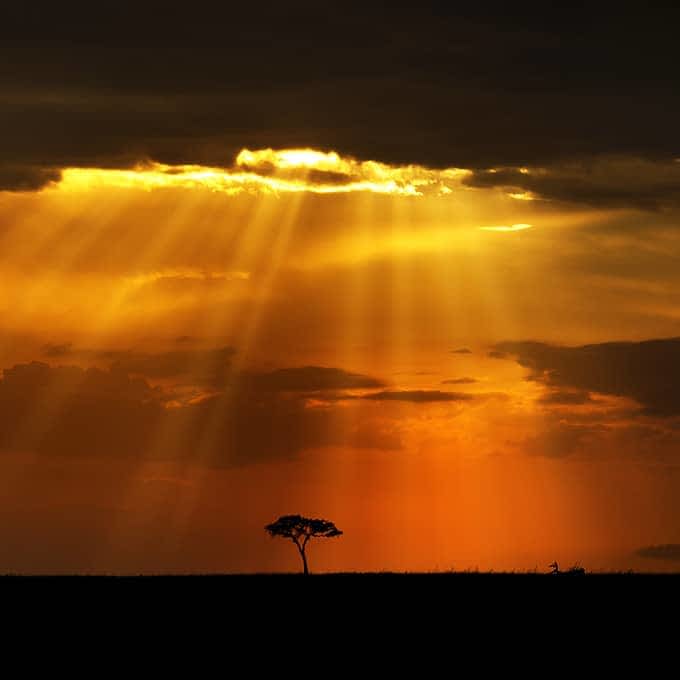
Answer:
[{"xmin": 549, "ymin": 561, "xmax": 586, "ymax": 575}]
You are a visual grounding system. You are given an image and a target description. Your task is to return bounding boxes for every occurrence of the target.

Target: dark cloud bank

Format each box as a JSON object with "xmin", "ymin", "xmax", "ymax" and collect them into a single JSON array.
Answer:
[
  {"xmin": 0, "ymin": 345, "xmax": 483, "ymax": 463},
  {"xmin": 463, "ymin": 158, "xmax": 680, "ymax": 210},
  {"xmin": 498, "ymin": 337, "xmax": 680, "ymax": 416},
  {"xmin": 0, "ymin": 357, "xmax": 400, "ymax": 464},
  {"xmin": 2, "ymin": 5, "xmax": 680, "ymax": 207}
]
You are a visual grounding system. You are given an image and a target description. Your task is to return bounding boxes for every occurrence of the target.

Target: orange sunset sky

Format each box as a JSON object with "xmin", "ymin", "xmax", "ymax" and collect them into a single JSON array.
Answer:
[{"xmin": 2, "ymin": 6, "xmax": 680, "ymax": 573}]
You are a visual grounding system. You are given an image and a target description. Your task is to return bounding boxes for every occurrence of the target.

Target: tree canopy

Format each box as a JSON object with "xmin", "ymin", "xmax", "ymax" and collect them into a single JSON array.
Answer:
[{"xmin": 265, "ymin": 514, "xmax": 342, "ymax": 574}]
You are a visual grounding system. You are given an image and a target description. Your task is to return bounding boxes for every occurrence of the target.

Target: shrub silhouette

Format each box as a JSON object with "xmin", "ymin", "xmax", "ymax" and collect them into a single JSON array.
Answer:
[{"xmin": 265, "ymin": 514, "xmax": 343, "ymax": 575}]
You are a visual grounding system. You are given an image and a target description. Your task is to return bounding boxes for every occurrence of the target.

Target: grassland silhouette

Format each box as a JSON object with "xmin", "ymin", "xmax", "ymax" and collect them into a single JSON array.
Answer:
[{"xmin": 262, "ymin": 514, "xmax": 597, "ymax": 576}]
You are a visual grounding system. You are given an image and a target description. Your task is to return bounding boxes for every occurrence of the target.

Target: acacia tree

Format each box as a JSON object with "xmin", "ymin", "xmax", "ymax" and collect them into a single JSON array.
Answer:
[{"xmin": 265, "ymin": 515, "xmax": 343, "ymax": 575}]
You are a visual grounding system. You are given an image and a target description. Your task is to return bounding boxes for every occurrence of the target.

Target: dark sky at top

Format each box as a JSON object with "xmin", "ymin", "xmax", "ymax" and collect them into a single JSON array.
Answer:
[{"xmin": 1, "ymin": 3, "xmax": 679, "ymax": 187}]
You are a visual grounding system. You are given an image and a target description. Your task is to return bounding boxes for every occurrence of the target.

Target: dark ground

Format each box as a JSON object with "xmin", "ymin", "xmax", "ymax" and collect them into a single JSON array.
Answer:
[{"xmin": 2, "ymin": 572, "xmax": 676, "ymax": 650}]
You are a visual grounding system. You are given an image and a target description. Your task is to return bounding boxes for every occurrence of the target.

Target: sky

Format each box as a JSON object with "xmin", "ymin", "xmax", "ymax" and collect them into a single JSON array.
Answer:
[{"xmin": 2, "ymin": 5, "xmax": 680, "ymax": 573}]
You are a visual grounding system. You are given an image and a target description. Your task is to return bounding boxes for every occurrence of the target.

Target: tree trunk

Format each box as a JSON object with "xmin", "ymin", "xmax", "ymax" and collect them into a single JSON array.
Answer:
[{"xmin": 299, "ymin": 546, "xmax": 309, "ymax": 575}]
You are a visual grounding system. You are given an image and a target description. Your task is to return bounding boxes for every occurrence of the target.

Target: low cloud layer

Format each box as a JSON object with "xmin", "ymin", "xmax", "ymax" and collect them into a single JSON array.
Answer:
[
  {"xmin": 463, "ymin": 158, "xmax": 680, "ymax": 210},
  {"xmin": 0, "ymin": 356, "xmax": 403, "ymax": 464},
  {"xmin": 0, "ymin": 362, "xmax": 164, "ymax": 457},
  {"xmin": 538, "ymin": 390, "xmax": 593, "ymax": 405},
  {"xmin": 635, "ymin": 544, "xmax": 680, "ymax": 562},
  {"xmin": 498, "ymin": 338, "xmax": 680, "ymax": 415},
  {"xmin": 362, "ymin": 390, "xmax": 471, "ymax": 403},
  {"xmin": 247, "ymin": 366, "xmax": 385, "ymax": 392},
  {"xmin": 111, "ymin": 347, "xmax": 235, "ymax": 384},
  {"xmin": 41, "ymin": 346, "xmax": 237, "ymax": 387}
]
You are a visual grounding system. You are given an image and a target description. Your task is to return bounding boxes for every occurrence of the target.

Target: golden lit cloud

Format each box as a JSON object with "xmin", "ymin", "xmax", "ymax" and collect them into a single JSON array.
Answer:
[
  {"xmin": 508, "ymin": 192, "xmax": 537, "ymax": 201},
  {"xmin": 236, "ymin": 148, "xmax": 346, "ymax": 171},
  {"xmin": 56, "ymin": 148, "xmax": 471, "ymax": 197},
  {"xmin": 479, "ymin": 223, "xmax": 533, "ymax": 232}
]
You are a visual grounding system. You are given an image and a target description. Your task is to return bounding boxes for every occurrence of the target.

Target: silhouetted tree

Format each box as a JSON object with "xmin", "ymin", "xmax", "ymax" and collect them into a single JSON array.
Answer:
[{"xmin": 265, "ymin": 515, "xmax": 343, "ymax": 575}]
